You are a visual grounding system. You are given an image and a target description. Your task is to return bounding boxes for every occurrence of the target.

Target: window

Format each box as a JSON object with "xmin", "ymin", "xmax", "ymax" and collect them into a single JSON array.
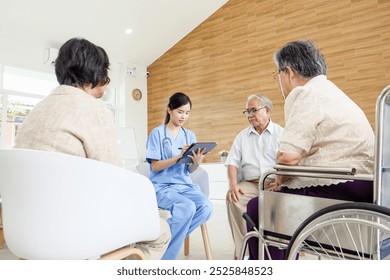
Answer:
[
  {"xmin": 0, "ymin": 65, "xmax": 58, "ymax": 148},
  {"xmin": 102, "ymin": 86, "xmax": 117, "ymax": 118},
  {"xmin": 0, "ymin": 64, "xmax": 117, "ymax": 148}
]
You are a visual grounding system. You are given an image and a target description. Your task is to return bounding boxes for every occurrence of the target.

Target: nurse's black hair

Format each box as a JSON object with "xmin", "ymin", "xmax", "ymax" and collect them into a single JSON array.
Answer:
[{"xmin": 164, "ymin": 92, "xmax": 192, "ymax": 125}]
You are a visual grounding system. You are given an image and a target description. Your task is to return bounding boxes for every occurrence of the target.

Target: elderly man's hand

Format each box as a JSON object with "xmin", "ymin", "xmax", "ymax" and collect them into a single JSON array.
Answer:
[{"xmin": 226, "ymin": 183, "xmax": 245, "ymax": 203}]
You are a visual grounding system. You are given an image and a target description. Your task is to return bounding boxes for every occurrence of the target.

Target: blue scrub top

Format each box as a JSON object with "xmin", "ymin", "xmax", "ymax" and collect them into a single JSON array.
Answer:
[{"xmin": 146, "ymin": 124, "xmax": 197, "ymax": 189}]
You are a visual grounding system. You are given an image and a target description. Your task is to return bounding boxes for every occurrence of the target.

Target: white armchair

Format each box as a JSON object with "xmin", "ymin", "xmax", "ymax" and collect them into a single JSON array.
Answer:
[{"xmin": 0, "ymin": 148, "xmax": 160, "ymax": 260}]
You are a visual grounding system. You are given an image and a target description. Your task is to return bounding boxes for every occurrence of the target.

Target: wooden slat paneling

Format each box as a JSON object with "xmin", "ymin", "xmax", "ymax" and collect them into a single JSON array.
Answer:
[{"xmin": 147, "ymin": 0, "xmax": 390, "ymax": 162}]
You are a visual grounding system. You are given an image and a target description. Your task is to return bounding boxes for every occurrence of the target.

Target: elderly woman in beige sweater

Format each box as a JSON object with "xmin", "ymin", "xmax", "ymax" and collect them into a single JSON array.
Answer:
[{"xmin": 14, "ymin": 37, "xmax": 170, "ymax": 260}]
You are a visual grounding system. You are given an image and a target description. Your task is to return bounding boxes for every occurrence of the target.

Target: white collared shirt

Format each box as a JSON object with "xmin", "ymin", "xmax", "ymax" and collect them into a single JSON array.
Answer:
[{"xmin": 225, "ymin": 120, "xmax": 284, "ymax": 181}]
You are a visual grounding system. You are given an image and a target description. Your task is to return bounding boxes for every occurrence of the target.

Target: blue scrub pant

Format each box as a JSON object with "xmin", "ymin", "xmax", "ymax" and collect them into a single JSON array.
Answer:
[{"xmin": 156, "ymin": 184, "xmax": 213, "ymax": 260}]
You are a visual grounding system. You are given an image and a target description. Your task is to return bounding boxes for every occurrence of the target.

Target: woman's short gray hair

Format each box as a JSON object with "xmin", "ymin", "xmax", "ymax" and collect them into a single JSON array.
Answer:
[
  {"xmin": 247, "ymin": 94, "xmax": 273, "ymax": 112},
  {"xmin": 273, "ymin": 40, "xmax": 327, "ymax": 78}
]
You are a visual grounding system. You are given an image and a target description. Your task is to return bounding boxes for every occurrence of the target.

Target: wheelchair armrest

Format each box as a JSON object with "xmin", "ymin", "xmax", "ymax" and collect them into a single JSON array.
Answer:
[
  {"xmin": 273, "ymin": 164, "xmax": 356, "ymax": 175},
  {"xmin": 259, "ymin": 165, "xmax": 373, "ymax": 191}
]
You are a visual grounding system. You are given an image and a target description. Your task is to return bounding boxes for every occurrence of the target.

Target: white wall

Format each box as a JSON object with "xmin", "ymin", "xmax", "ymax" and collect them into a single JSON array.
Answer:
[
  {"xmin": 0, "ymin": 36, "xmax": 58, "ymax": 74},
  {"xmin": 122, "ymin": 63, "xmax": 149, "ymax": 161}
]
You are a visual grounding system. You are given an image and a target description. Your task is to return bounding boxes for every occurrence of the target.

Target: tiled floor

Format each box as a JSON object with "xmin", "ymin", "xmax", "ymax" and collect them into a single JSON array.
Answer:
[{"xmin": 0, "ymin": 199, "xmax": 235, "ymax": 260}]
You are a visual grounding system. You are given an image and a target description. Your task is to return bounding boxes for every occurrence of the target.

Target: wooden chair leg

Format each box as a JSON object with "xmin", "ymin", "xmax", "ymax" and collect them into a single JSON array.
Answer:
[
  {"xmin": 200, "ymin": 223, "xmax": 212, "ymax": 260},
  {"xmin": 184, "ymin": 223, "xmax": 212, "ymax": 259},
  {"xmin": 100, "ymin": 246, "xmax": 145, "ymax": 260},
  {"xmin": 0, "ymin": 204, "xmax": 4, "ymax": 249},
  {"xmin": 0, "ymin": 226, "xmax": 3, "ymax": 249},
  {"xmin": 184, "ymin": 236, "xmax": 190, "ymax": 256}
]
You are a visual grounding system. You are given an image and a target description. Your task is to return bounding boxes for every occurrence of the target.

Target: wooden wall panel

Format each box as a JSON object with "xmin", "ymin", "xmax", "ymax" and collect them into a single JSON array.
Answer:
[{"xmin": 147, "ymin": 0, "xmax": 390, "ymax": 163}]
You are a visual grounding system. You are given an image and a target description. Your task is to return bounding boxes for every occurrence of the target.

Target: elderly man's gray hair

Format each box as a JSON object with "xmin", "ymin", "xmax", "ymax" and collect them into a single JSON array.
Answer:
[{"xmin": 247, "ymin": 94, "xmax": 273, "ymax": 112}]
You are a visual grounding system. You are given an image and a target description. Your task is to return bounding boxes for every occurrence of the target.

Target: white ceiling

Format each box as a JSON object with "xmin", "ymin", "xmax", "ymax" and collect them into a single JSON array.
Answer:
[{"xmin": 0, "ymin": 0, "xmax": 228, "ymax": 66}]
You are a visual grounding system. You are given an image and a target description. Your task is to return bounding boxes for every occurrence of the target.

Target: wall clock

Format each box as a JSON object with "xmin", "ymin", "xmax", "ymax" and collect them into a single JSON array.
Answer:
[{"xmin": 132, "ymin": 88, "xmax": 142, "ymax": 101}]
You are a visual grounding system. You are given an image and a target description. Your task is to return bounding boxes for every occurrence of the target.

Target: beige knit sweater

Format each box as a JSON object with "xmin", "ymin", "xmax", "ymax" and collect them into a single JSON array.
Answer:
[{"xmin": 14, "ymin": 85, "xmax": 122, "ymax": 166}]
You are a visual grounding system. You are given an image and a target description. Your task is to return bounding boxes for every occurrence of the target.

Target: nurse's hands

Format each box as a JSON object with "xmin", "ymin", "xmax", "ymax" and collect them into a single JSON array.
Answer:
[
  {"xmin": 188, "ymin": 147, "xmax": 206, "ymax": 165},
  {"xmin": 179, "ymin": 145, "xmax": 191, "ymax": 157}
]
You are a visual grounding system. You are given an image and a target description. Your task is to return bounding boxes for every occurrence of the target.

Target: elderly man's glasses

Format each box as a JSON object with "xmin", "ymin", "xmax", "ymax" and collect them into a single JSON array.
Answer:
[{"xmin": 243, "ymin": 107, "xmax": 266, "ymax": 117}]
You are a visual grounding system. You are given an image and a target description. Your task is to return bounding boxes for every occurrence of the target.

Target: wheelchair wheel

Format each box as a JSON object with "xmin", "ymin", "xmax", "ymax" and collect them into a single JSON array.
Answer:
[{"xmin": 286, "ymin": 202, "xmax": 390, "ymax": 260}]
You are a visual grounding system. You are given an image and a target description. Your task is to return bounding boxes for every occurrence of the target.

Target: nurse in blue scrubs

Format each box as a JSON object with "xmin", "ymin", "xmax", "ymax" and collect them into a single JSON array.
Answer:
[{"xmin": 146, "ymin": 92, "xmax": 213, "ymax": 260}]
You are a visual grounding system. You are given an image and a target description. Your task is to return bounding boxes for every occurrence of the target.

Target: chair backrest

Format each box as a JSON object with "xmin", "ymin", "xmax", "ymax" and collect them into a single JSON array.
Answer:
[
  {"xmin": 0, "ymin": 149, "xmax": 160, "ymax": 259},
  {"xmin": 136, "ymin": 162, "xmax": 210, "ymax": 198},
  {"xmin": 116, "ymin": 127, "xmax": 139, "ymax": 169}
]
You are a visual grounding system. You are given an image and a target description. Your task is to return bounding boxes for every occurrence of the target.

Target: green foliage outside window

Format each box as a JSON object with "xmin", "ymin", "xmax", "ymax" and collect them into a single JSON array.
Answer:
[{"xmin": 0, "ymin": 99, "xmax": 28, "ymax": 122}]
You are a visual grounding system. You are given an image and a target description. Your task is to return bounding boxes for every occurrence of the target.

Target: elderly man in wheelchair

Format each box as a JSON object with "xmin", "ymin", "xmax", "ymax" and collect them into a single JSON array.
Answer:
[{"xmin": 242, "ymin": 40, "xmax": 387, "ymax": 260}]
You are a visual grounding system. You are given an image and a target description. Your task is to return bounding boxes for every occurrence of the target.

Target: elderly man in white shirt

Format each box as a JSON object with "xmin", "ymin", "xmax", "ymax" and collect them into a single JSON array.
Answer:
[{"xmin": 225, "ymin": 94, "xmax": 284, "ymax": 259}]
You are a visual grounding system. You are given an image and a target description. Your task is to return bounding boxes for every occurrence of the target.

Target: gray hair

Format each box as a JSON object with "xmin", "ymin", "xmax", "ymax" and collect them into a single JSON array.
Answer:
[
  {"xmin": 247, "ymin": 94, "xmax": 273, "ymax": 112},
  {"xmin": 273, "ymin": 40, "xmax": 327, "ymax": 78}
]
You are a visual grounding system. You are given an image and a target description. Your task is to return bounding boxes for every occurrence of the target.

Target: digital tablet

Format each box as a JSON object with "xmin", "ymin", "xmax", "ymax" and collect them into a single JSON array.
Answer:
[{"xmin": 176, "ymin": 142, "xmax": 217, "ymax": 164}]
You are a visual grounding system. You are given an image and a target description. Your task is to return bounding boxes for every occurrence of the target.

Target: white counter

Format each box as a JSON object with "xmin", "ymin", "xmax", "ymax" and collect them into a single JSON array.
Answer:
[{"xmin": 200, "ymin": 163, "xmax": 228, "ymax": 200}]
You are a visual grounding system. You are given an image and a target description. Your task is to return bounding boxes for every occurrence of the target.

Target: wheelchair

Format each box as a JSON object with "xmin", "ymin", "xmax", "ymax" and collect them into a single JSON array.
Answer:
[{"xmin": 239, "ymin": 85, "xmax": 390, "ymax": 260}]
